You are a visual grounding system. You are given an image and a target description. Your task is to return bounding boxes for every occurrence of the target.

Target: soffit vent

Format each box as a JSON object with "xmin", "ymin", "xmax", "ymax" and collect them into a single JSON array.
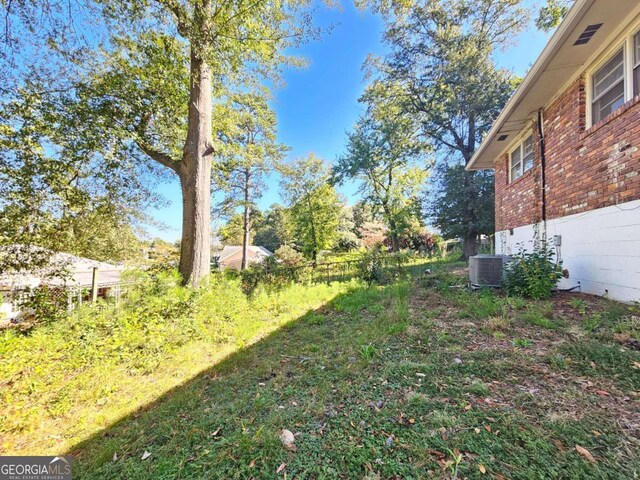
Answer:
[
  {"xmin": 574, "ymin": 23, "xmax": 603, "ymax": 46},
  {"xmin": 497, "ymin": 134, "xmax": 509, "ymax": 141}
]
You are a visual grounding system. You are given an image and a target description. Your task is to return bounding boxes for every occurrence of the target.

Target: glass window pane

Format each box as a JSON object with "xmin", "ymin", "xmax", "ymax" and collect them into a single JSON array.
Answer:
[
  {"xmin": 510, "ymin": 146, "xmax": 521, "ymax": 182},
  {"xmin": 635, "ymin": 31, "xmax": 640, "ymax": 66},
  {"xmin": 523, "ymin": 152, "xmax": 534, "ymax": 172},
  {"xmin": 511, "ymin": 163, "xmax": 521, "ymax": 181},
  {"xmin": 593, "ymin": 80, "xmax": 624, "ymax": 123},
  {"xmin": 510, "ymin": 146, "xmax": 521, "ymax": 164},
  {"xmin": 523, "ymin": 135, "xmax": 533, "ymax": 157},
  {"xmin": 635, "ymin": 66, "xmax": 640, "ymax": 97},
  {"xmin": 593, "ymin": 50, "xmax": 624, "ymax": 99}
]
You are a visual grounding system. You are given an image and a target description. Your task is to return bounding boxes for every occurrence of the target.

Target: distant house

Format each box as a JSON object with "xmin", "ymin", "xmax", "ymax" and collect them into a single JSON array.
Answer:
[
  {"xmin": 216, "ymin": 246, "xmax": 273, "ymax": 271},
  {"xmin": 467, "ymin": 0, "xmax": 640, "ymax": 302},
  {"xmin": 0, "ymin": 252, "xmax": 125, "ymax": 321}
]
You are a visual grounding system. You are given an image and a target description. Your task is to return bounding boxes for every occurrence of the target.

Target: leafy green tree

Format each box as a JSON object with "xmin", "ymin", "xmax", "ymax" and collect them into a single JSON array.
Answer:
[
  {"xmin": 335, "ymin": 94, "xmax": 428, "ymax": 251},
  {"xmin": 365, "ymin": 0, "xmax": 526, "ymax": 257},
  {"xmin": 253, "ymin": 204, "xmax": 291, "ymax": 253},
  {"xmin": 280, "ymin": 155, "xmax": 342, "ymax": 262},
  {"xmin": 428, "ymin": 163, "xmax": 494, "ymax": 257},
  {"xmin": 274, "ymin": 245, "xmax": 305, "ymax": 268},
  {"xmin": 536, "ymin": 0, "xmax": 572, "ymax": 31},
  {"xmin": 352, "ymin": 200, "xmax": 383, "ymax": 238},
  {"xmin": 0, "ymin": 87, "xmax": 150, "ymax": 271},
  {"xmin": 213, "ymin": 92, "xmax": 287, "ymax": 269},
  {"xmin": 334, "ymin": 206, "xmax": 361, "ymax": 252},
  {"xmin": 1, "ymin": 0, "xmax": 319, "ymax": 287},
  {"xmin": 217, "ymin": 210, "xmax": 265, "ymax": 247},
  {"xmin": 146, "ymin": 238, "xmax": 180, "ymax": 267},
  {"xmin": 53, "ymin": 207, "xmax": 143, "ymax": 263}
]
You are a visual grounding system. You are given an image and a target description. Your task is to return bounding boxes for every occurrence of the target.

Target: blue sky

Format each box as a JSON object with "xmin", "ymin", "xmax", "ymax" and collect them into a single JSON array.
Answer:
[{"xmin": 147, "ymin": 2, "xmax": 553, "ymax": 242}]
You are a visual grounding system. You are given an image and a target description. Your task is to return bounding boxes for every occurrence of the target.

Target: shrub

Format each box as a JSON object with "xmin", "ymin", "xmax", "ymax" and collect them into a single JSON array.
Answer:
[
  {"xmin": 503, "ymin": 240, "xmax": 563, "ymax": 299},
  {"xmin": 240, "ymin": 254, "xmax": 308, "ymax": 293},
  {"xmin": 383, "ymin": 231, "xmax": 440, "ymax": 253},
  {"xmin": 18, "ymin": 285, "xmax": 68, "ymax": 326},
  {"xmin": 274, "ymin": 245, "xmax": 305, "ymax": 268},
  {"xmin": 358, "ymin": 247, "xmax": 391, "ymax": 285}
]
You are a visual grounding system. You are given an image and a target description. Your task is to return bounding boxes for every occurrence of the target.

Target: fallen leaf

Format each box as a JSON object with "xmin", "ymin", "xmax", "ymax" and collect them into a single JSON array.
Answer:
[
  {"xmin": 595, "ymin": 390, "xmax": 610, "ymax": 396},
  {"xmin": 553, "ymin": 439, "xmax": 567, "ymax": 452},
  {"xmin": 112, "ymin": 452, "xmax": 118, "ymax": 462},
  {"xmin": 575, "ymin": 445, "xmax": 596, "ymax": 463},
  {"xmin": 141, "ymin": 451, "xmax": 151, "ymax": 461},
  {"xmin": 484, "ymin": 425, "xmax": 492, "ymax": 433},
  {"xmin": 211, "ymin": 428, "xmax": 221, "ymax": 437},
  {"xmin": 478, "ymin": 464, "xmax": 487, "ymax": 474},
  {"xmin": 248, "ymin": 459, "xmax": 256, "ymax": 468},
  {"xmin": 592, "ymin": 430, "xmax": 601, "ymax": 437},
  {"xmin": 427, "ymin": 449, "xmax": 446, "ymax": 459},
  {"xmin": 474, "ymin": 428, "xmax": 481, "ymax": 434},
  {"xmin": 280, "ymin": 429, "xmax": 296, "ymax": 451},
  {"xmin": 276, "ymin": 462, "xmax": 286, "ymax": 474}
]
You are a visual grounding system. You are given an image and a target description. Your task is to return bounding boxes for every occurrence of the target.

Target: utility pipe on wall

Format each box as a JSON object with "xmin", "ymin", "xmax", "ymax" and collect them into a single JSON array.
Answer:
[{"xmin": 537, "ymin": 108, "xmax": 547, "ymax": 223}]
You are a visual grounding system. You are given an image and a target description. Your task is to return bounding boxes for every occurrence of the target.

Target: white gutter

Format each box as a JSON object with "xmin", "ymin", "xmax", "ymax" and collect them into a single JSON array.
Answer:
[{"xmin": 466, "ymin": 0, "xmax": 593, "ymax": 170}]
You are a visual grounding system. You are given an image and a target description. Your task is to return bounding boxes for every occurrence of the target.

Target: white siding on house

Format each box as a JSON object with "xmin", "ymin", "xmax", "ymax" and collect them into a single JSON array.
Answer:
[{"xmin": 496, "ymin": 199, "xmax": 640, "ymax": 302}]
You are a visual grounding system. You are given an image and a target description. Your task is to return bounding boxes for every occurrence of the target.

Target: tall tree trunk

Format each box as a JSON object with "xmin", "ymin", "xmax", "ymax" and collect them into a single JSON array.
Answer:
[
  {"xmin": 389, "ymin": 227, "xmax": 400, "ymax": 252},
  {"xmin": 462, "ymin": 234, "xmax": 478, "ymax": 259},
  {"xmin": 305, "ymin": 194, "xmax": 318, "ymax": 265},
  {"xmin": 384, "ymin": 204, "xmax": 400, "ymax": 252},
  {"xmin": 241, "ymin": 168, "xmax": 251, "ymax": 270},
  {"xmin": 178, "ymin": 50, "xmax": 213, "ymax": 287}
]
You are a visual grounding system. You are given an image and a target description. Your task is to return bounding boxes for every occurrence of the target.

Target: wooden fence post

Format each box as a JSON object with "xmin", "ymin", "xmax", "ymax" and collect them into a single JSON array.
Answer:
[{"xmin": 91, "ymin": 267, "xmax": 99, "ymax": 303}]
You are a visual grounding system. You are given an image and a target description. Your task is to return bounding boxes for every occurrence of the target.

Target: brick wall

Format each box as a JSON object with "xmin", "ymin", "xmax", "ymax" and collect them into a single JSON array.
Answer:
[
  {"xmin": 495, "ymin": 76, "xmax": 640, "ymax": 231},
  {"xmin": 494, "ymin": 124, "xmax": 542, "ymax": 232}
]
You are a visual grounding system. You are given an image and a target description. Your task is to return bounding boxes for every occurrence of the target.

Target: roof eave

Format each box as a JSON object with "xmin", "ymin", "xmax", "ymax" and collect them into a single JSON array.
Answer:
[{"xmin": 466, "ymin": 0, "xmax": 593, "ymax": 171}]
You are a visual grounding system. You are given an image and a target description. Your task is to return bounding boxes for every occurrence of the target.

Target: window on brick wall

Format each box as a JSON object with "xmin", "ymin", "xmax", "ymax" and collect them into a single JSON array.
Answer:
[
  {"xmin": 589, "ymin": 28, "xmax": 640, "ymax": 126},
  {"xmin": 509, "ymin": 134, "xmax": 534, "ymax": 182},
  {"xmin": 592, "ymin": 49, "xmax": 625, "ymax": 124}
]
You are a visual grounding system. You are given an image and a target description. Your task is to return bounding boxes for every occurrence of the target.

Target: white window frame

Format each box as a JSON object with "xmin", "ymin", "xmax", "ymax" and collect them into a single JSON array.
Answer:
[
  {"xmin": 590, "ymin": 48, "xmax": 625, "ymax": 124},
  {"xmin": 634, "ymin": 31, "xmax": 640, "ymax": 96},
  {"xmin": 586, "ymin": 27, "xmax": 640, "ymax": 127},
  {"xmin": 509, "ymin": 133, "xmax": 534, "ymax": 183}
]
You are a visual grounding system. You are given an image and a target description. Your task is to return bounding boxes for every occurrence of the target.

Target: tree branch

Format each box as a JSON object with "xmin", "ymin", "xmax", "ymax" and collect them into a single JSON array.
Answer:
[
  {"xmin": 135, "ymin": 113, "xmax": 180, "ymax": 173},
  {"xmin": 154, "ymin": 0, "xmax": 190, "ymax": 38}
]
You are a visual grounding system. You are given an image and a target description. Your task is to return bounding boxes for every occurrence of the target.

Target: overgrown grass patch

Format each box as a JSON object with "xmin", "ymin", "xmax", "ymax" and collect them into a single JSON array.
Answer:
[
  {"xmin": 0, "ymin": 273, "xmax": 367, "ymax": 455},
  {"xmin": 3, "ymin": 258, "xmax": 639, "ymax": 479}
]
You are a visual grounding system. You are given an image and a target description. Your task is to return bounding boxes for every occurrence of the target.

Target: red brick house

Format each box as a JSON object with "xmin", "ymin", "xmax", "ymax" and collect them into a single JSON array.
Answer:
[{"xmin": 468, "ymin": 0, "xmax": 640, "ymax": 302}]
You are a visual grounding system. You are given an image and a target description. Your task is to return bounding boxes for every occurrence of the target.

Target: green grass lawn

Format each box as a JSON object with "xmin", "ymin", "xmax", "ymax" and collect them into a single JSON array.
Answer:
[{"xmin": 3, "ymin": 261, "xmax": 640, "ymax": 479}]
